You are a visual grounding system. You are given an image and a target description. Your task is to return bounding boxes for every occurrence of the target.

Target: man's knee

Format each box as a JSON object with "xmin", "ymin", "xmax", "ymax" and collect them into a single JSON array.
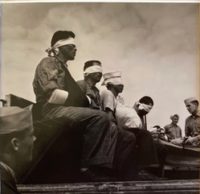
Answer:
[
  {"xmin": 139, "ymin": 129, "xmax": 152, "ymax": 138},
  {"xmin": 93, "ymin": 110, "xmax": 110, "ymax": 123},
  {"xmin": 120, "ymin": 130, "xmax": 136, "ymax": 144}
]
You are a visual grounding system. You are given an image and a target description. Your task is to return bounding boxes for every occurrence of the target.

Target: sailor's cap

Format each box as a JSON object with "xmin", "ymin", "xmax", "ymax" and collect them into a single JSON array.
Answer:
[
  {"xmin": 184, "ymin": 97, "xmax": 199, "ymax": 105},
  {"xmin": 102, "ymin": 71, "xmax": 123, "ymax": 86},
  {"xmin": 0, "ymin": 107, "xmax": 33, "ymax": 135}
]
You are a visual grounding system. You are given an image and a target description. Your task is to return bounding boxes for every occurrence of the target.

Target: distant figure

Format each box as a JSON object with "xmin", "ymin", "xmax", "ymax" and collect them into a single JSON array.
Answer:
[
  {"xmin": 171, "ymin": 97, "xmax": 200, "ymax": 147},
  {"xmin": 164, "ymin": 114, "xmax": 182, "ymax": 141},
  {"xmin": 150, "ymin": 125, "xmax": 168, "ymax": 141},
  {"xmin": 0, "ymin": 107, "xmax": 36, "ymax": 194},
  {"xmin": 77, "ymin": 60, "xmax": 102, "ymax": 109},
  {"xmin": 184, "ymin": 97, "xmax": 200, "ymax": 146}
]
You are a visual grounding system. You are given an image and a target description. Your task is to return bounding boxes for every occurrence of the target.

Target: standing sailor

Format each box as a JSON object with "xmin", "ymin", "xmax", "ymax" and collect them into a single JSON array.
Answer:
[
  {"xmin": 164, "ymin": 114, "xmax": 182, "ymax": 141},
  {"xmin": 184, "ymin": 97, "xmax": 200, "ymax": 146}
]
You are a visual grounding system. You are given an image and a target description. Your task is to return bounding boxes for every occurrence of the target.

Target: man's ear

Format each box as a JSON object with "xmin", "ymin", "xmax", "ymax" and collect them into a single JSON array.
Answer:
[
  {"xmin": 135, "ymin": 101, "xmax": 140, "ymax": 108},
  {"xmin": 10, "ymin": 137, "xmax": 20, "ymax": 151},
  {"xmin": 106, "ymin": 82, "xmax": 112, "ymax": 90},
  {"xmin": 54, "ymin": 48, "xmax": 60, "ymax": 55}
]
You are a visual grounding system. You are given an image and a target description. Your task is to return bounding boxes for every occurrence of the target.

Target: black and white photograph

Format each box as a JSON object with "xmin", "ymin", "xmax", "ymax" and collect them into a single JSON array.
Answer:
[{"xmin": 0, "ymin": 1, "xmax": 199, "ymax": 193}]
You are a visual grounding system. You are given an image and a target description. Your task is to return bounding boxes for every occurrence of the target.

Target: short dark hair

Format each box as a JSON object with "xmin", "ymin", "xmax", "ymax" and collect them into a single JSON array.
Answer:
[
  {"xmin": 84, "ymin": 60, "xmax": 101, "ymax": 71},
  {"xmin": 173, "ymin": 114, "xmax": 179, "ymax": 118},
  {"xmin": 106, "ymin": 82, "xmax": 113, "ymax": 90},
  {"xmin": 170, "ymin": 114, "xmax": 179, "ymax": 120},
  {"xmin": 51, "ymin": 31, "xmax": 75, "ymax": 47},
  {"xmin": 139, "ymin": 96, "xmax": 154, "ymax": 106}
]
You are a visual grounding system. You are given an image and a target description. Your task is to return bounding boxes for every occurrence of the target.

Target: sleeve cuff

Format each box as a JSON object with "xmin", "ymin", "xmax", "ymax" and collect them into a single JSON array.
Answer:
[
  {"xmin": 86, "ymin": 95, "xmax": 92, "ymax": 104},
  {"xmin": 48, "ymin": 89, "xmax": 69, "ymax": 105}
]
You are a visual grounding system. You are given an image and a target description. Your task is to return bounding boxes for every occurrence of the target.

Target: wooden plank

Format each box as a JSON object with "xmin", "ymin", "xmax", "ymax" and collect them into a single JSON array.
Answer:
[
  {"xmin": 5, "ymin": 94, "xmax": 34, "ymax": 108},
  {"xmin": 18, "ymin": 179, "xmax": 200, "ymax": 194}
]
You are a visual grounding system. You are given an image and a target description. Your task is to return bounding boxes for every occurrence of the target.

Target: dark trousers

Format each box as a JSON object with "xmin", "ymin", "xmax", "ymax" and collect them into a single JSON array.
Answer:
[
  {"xmin": 131, "ymin": 129, "xmax": 158, "ymax": 167},
  {"xmin": 113, "ymin": 126, "xmax": 137, "ymax": 180},
  {"xmin": 42, "ymin": 104, "xmax": 117, "ymax": 168}
]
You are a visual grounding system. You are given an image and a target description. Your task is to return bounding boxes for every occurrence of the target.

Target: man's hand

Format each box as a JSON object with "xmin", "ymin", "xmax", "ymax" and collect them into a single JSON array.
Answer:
[
  {"xmin": 105, "ymin": 109, "xmax": 117, "ymax": 124},
  {"xmin": 185, "ymin": 136, "xmax": 198, "ymax": 144}
]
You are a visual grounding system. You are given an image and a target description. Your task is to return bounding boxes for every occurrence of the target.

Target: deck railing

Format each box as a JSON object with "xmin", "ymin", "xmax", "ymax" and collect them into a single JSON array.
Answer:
[{"xmin": 18, "ymin": 179, "xmax": 200, "ymax": 194}]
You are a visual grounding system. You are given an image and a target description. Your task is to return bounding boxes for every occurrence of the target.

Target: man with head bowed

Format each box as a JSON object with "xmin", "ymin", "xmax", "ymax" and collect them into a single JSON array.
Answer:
[{"xmin": 101, "ymin": 72, "xmax": 158, "ymax": 170}]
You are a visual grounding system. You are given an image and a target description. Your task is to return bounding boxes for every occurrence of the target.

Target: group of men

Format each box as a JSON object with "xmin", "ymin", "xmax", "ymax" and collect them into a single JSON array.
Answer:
[
  {"xmin": 32, "ymin": 30, "xmax": 158, "ymax": 179},
  {"xmin": 170, "ymin": 97, "xmax": 200, "ymax": 147},
  {"xmin": 0, "ymin": 30, "xmax": 200, "ymax": 194}
]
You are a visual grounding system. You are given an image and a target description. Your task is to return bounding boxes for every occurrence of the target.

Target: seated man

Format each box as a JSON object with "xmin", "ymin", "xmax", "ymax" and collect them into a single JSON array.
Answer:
[
  {"xmin": 101, "ymin": 72, "xmax": 158, "ymax": 168},
  {"xmin": 77, "ymin": 60, "xmax": 103, "ymax": 109},
  {"xmin": 171, "ymin": 97, "xmax": 200, "ymax": 147},
  {"xmin": 32, "ymin": 31, "xmax": 117, "ymax": 181},
  {"xmin": 0, "ymin": 107, "xmax": 36, "ymax": 194},
  {"xmin": 78, "ymin": 62, "xmax": 137, "ymax": 180},
  {"xmin": 164, "ymin": 114, "xmax": 182, "ymax": 141}
]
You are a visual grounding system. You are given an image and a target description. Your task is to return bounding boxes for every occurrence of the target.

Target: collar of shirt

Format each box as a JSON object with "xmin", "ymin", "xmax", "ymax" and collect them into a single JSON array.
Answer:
[
  {"xmin": 170, "ymin": 123, "xmax": 178, "ymax": 127},
  {"xmin": 191, "ymin": 110, "xmax": 200, "ymax": 118},
  {"xmin": 54, "ymin": 56, "xmax": 68, "ymax": 69},
  {"xmin": 85, "ymin": 80, "xmax": 94, "ymax": 88},
  {"xmin": 0, "ymin": 161, "xmax": 17, "ymax": 182},
  {"xmin": 196, "ymin": 110, "xmax": 200, "ymax": 117},
  {"xmin": 86, "ymin": 81, "xmax": 99, "ymax": 91}
]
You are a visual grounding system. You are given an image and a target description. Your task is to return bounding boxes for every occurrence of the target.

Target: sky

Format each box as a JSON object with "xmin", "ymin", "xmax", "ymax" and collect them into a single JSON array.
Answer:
[{"xmin": 0, "ymin": 3, "xmax": 199, "ymax": 133}]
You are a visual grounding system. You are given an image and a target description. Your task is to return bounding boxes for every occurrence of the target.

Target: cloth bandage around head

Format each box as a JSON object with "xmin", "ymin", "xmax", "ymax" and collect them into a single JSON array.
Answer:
[
  {"xmin": 46, "ymin": 38, "xmax": 75, "ymax": 56},
  {"xmin": 104, "ymin": 77, "xmax": 123, "ymax": 85},
  {"xmin": 138, "ymin": 102, "xmax": 152, "ymax": 113},
  {"xmin": 48, "ymin": 89, "xmax": 69, "ymax": 105},
  {"xmin": 103, "ymin": 71, "xmax": 123, "ymax": 86},
  {"xmin": 84, "ymin": 65, "xmax": 103, "ymax": 76},
  {"xmin": 52, "ymin": 38, "xmax": 75, "ymax": 49}
]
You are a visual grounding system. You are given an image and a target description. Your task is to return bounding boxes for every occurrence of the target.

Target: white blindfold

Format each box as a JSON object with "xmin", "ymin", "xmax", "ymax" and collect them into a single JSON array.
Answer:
[
  {"xmin": 138, "ymin": 102, "xmax": 153, "ymax": 113},
  {"xmin": 103, "ymin": 77, "xmax": 123, "ymax": 86},
  {"xmin": 46, "ymin": 38, "xmax": 75, "ymax": 56},
  {"xmin": 84, "ymin": 65, "xmax": 103, "ymax": 76},
  {"xmin": 52, "ymin": 38, "xmax": 75, "ymax": 49}
]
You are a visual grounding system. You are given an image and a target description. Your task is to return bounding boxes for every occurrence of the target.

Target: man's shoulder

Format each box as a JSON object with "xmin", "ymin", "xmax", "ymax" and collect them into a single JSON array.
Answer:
[
  {"xmin": 164, "ymin": 124, "xmax": 172, "ymax": 129},
  {"xmin": 100, "ymin": 88, "xmax": 113, "ymax": 96},
  {"xmin": 185, "ymin": 115, "xmax": 193, "ymax": 122},
  {"xmin": 116, "ymin": 106, "xmax": 142, "ymax": 129},
  {"xmin": 0, "ymin": 165, "xmax": 19, "ymax": 194},
  {"xmin": 117, "ymin": 105, "xmax": 138, "ymax": 118},
  {"xmin": 177, "ymin": 125, "xmax": 182, "ymax": 130},
  {"xmin": 197, "ymin": 110, "xmax": 200, "ymax": 117},
  {"xmin": 0, "ymin": 163, "xmax": 13, "ymax": 182},
  {"xmin": 37, "ymin": 57, "xmax": 57, "ymax": 68},
  {"xmin": 77, "ymin": 80, "xmax": 85, "ymax": 85},
  {"xmin": 77, "ymin": 80, "xmax": 86, "ymax": 91}
]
